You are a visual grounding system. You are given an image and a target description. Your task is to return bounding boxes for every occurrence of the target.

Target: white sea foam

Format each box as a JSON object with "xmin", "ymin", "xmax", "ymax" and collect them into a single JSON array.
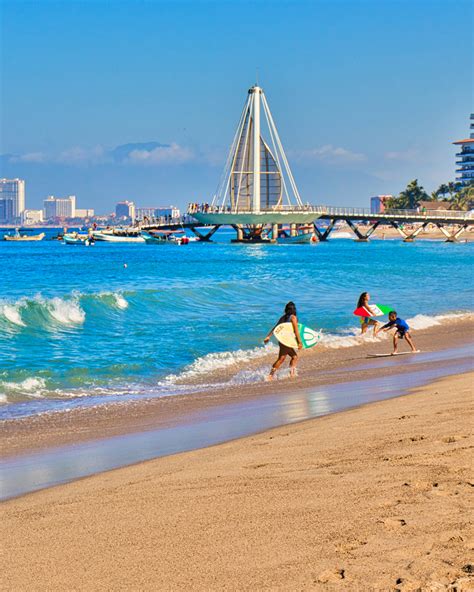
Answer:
[
  {"xmin": 1, "ymin": 377, "xmax": 47, "ymax": 399},
  {"xmin": 0, "ymin": 393, "xmax": 7, "ymax": 404},
  {"xmin": 97, "ymin": 291, "xmax": 129, "ymax": 309},
  {"xmin": 1, "ymin": 303, "xmax": 26, "ymax": 326},
  {"xmin": 113, "ymin": 294, "xmax": 128, "ymax": 309},
  {"xmin": 406, "ymin": 312, "xmax": 472, "ymax": 330},
  {"xmin": 160, "ymin": 311, "xmax": 473, "ymax": 388},
  {"xmin": 160, "ymin": 343, "xmax": 278, "ymax": 385},
  {"xmin": 46, "ymin": 297, "xmax": 85, "ymax": 325}
]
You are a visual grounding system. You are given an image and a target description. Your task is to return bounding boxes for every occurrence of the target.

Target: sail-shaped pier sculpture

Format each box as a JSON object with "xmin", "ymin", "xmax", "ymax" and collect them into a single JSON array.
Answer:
[{"xmin": 190, "ymin": 86, "xmax": 322, "ymax": 240}]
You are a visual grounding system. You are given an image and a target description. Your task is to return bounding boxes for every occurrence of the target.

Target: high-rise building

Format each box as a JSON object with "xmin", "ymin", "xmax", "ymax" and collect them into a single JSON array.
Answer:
[
  {"xmin": 43, "ymin": 195, "xmax": 76, "ymax": 219},
  {"xmin": 115, "ymin": 201, "xmax": 136, "ymax": 220},
  {"xmin": 0, "ymin": 197, "xmax": 14, "ymax": 223},
  {"xmin": 453, "ymin": 114, "xmax": 474, "ymax": 186},
  {"xmin": 0, "ymin": 178, "xmax": 25, "ymax": 222}
]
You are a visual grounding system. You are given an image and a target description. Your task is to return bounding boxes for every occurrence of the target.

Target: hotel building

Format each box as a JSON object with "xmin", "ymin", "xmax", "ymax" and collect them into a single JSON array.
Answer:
[
  {"xmin": 43, "ymin": 195, "xmax": 76, "ymax": 219},
  {"xmin": 453, "ymin": 113, "xmax": 474, "ymax": 186},
  {"xmin": 0, "ymin": 178, "xmax": 26, "ymax": 222},
  {"xmin": 115, "ymin": 200, "xmax": 136, "ymax": 220}
]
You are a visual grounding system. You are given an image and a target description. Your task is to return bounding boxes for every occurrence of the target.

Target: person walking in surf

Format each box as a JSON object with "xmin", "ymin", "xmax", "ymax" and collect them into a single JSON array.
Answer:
[
  {"xmin": 357, "ymin": 292, "xmax": 380, "ymax": 335},
  {"xmin": 264, "ymin": 301, "xmax": 302, "ymax": 380}
]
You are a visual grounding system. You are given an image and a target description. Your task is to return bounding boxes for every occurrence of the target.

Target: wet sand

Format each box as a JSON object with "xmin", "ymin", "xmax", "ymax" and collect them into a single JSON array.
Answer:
[
  {"xmin": 2, "ymin": 371, "xmax": 473, "ymax": 591},
  {"xmin": 2, "ymin": 317, "xmax": 473, "ymax": 457}
]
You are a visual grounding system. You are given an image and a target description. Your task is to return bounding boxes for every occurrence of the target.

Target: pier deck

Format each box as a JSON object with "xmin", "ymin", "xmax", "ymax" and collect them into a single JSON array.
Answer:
[{"xmin": 140, "ymin": 206, "xmax": 473, "ymax": 243}]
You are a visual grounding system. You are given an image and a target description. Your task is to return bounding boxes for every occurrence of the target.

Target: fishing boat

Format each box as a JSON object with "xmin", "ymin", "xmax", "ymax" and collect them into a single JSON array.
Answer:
[
  {"xmin": 277, "ymin": 225, "xmax": 316, "ymax": 244},
  {"xmin": 3, "ymin": 229, "xmax": 45, "ymax": 241},
  {"xmin": 92, "ymin": 228, "xmax": 145, "ymax": 243},
  {"xmin": 278, "ymin": 232, "xmax": 316, "ymax": 244},
  {"xmin": 63, "ymin": 233, "xmax": 94, "ymax": 245},
  {"xmin": 143, "ymin": 230, "xmax": 191, "ymax": 245}
]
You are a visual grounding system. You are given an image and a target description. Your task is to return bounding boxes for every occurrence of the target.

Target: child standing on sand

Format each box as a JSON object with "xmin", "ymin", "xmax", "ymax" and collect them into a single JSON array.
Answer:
[
  {"xmin": 375, "ymin": 311, "xmax": 418, "ymax": 355},
  {"xmin": 264, "ymin": 301, "xmax": 302, "ymax": 380}
]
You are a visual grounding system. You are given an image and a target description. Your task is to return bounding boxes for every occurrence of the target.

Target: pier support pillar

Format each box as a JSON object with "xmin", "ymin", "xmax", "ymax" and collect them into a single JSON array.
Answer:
[
  {"xmin": 313, "ymin": 219, "xmax": 336, "ymax": 241},
  {"xmin": 272, "ymin": 223, "xmax": 279, "ymax": 240},
  {"xmin": 290, "ymin": 223, "xmax": 297, "ymax": 237},
  {"xmin": 436, "ymin": 222, "xmax": 468, "ymax": 242},
  {"xmin": 234, "ymin": 225, "xmax": 244, "ymax": 241},
  {"xmin": 346, "ymin": 219, "xmax": 380, "ymax": 241},
  {"xmin": 189, "ymin": 225, "xmax": 221, "ymax": 242}
]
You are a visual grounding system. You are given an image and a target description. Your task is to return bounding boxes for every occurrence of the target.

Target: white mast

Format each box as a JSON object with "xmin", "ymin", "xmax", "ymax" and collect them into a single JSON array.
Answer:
[
  {"xmin": 212, "ymin": 84, "xmax": 303, "ymax": 212},
  {"xmin": 251, "ymin": 86, "xmax": 261, "ymax": 213}
]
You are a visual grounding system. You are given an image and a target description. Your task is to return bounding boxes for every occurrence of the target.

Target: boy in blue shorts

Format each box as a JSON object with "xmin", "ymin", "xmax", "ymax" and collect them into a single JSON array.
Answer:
[{"xmin": 375, "ymin": 311, "xmax": 418, "ymax": 354}]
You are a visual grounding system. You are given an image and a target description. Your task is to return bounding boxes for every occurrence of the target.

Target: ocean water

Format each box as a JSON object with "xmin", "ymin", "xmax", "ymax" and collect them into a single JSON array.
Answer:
[{"xmin": 1, "ymin": 228, "xmax": 473, "ymax": 420}]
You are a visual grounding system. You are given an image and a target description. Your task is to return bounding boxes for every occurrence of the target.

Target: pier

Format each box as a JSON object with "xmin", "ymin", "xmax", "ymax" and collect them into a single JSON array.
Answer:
[
  {"xmin": 140, "ymin": 84, "xmax": 473, "ymax": 244},
  {"xmin": 139, "ymin": 206, "xmax": 473, "ymax": 243}
]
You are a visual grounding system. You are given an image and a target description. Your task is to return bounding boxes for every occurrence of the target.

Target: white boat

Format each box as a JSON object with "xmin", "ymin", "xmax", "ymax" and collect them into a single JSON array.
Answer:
[
  {"xmin": 92, "ymin": 230, "xmax": 145, "ymax": 243},
  {"xmin": 143, "ymin": 230, "xmax": 193, "ymax": 245}
]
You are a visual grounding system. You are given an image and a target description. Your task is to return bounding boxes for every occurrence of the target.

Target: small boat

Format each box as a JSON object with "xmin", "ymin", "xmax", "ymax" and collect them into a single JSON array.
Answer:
[
  {"xmin": 63, "ymin": 233, "xmax": 94, "ymax": 245},
  {"xmin": 277, "ymin": 226, "xmax": 316, "ymax": 244},
  {"xmin": 3, "ymin": 229, "xmax": 45, "ymax": 241},
  {"xmin": 143, "ymin": 230, "xmax": 191, "ymax": 245},
  {"xmin": 92, "ymin": 229, "xmax": 145, "ymax": 243}
]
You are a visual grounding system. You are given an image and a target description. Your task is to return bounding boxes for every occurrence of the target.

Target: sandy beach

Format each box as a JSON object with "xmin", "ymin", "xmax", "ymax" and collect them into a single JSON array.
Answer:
[{"xmin": 2, "ymin": 371, "xmax": 473, "ymax": 591}]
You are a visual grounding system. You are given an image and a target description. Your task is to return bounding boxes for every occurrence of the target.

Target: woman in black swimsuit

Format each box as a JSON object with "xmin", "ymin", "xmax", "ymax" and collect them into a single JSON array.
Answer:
[{"xmin": 264, "ymin": 301, "xmax": 302, "ymax": 380}]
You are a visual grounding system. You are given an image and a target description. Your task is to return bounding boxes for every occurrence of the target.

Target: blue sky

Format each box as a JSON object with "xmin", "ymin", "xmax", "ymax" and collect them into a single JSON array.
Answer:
[{"xmin": 1, "ymin": 0, "xmax": 472, "ymax": 213}]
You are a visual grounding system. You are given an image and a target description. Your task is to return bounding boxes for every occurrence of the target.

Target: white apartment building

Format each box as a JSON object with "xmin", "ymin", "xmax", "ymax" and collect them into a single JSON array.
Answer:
[
  {"xmin": 43, "ymin": 195, "xmax": 76, "ymax": 219},
  {"xmin": 0, "ymin": 178, "xmax": 26, "ymax": 222},
  {"xmin": 22, "ymin": 209, "xmax": 44, "ymax": 225}
]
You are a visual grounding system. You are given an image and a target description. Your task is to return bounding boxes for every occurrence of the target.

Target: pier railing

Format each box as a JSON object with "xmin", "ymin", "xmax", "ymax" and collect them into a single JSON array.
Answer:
[
  {"xmin": 186, "ymin": 203, "xmax": 472, "ymax": 220},
  {"xmin": 319, "ymin": 206, "xmax": 473, "ymax": 221}
]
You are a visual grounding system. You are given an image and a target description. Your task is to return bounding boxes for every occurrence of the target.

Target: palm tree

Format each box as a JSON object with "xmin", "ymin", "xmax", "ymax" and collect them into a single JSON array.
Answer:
[
  {"xmin": 397, "ymin": 179, "xmax": 429, "ymax": 209},
  {"xmin": 450, "ymin": 185, "xmax": 474, "ymax": 211},
  {"xmin": 432, "ymin": 183, "xmax": 449, "ymax": 201}
]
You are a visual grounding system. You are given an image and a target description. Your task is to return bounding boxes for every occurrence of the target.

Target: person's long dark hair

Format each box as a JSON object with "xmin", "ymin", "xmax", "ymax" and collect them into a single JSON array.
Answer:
[
  {"xmin": 284, "ymin": 301, "xmax": 297, "ymax": 316},
  {"xmin": 357, "ymin": 292, "xmax": 368, "ymax": 308}
]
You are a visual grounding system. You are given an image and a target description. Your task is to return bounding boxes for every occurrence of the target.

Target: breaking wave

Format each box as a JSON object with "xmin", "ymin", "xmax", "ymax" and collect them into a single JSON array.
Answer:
[
  {"xmin": 1, "ymin": 303, "xmax": 26, "ymax": 326},
  {"xmin": 0, "ymin": 290, "xmax": 129, "ymax": 329},
  {"xmin": 0, "ymin": 377, "xmax": 47, "ymax": 399}
]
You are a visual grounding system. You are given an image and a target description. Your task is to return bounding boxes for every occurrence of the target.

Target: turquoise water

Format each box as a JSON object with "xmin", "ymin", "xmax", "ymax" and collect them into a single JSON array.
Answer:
[{"xmin": 1, "ymin": 229, "xmax": 473, "ymax": 419}]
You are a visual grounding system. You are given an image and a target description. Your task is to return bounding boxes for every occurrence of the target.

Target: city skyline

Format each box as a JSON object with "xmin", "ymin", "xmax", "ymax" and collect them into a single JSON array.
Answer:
[{"xmin": 1, "ymin": 0, "xmax": 472, "ymax": 211}]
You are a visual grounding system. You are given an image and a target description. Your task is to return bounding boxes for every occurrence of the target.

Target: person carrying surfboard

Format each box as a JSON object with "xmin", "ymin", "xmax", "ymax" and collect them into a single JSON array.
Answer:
[
  {"xmin": 264, "ymin": 301, "xmax": 303, "ymax": 380},
  {"xmin": 356, "ymin": 292, "xmax": 380, "ymax": 335},
  {"xmin": 375, "ymin": 311, "xmax": 418, "ymax": 355}
]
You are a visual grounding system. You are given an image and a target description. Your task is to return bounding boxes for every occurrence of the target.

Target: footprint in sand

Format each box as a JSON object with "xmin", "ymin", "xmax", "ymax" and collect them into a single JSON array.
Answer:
[
  {"xmin": 441, "ymin": 435, "xmax": 468, "ymax": 443},
  {"xmin": 315, "ymin": 568, "xmax": 345, "ymax": 583},
  {"xmin": 381, "ymin": 517, "xmax": 407, "ymax": 529}
]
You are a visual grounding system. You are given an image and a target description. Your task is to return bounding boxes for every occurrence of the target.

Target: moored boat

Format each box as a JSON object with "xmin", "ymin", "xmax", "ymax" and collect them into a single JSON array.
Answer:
[
  {"xmin": 277, "ymin": 225, "xmax": 316, "ymax": 244},
  {"xmin": 3, "ymin": 229, "xmax": 45, "ymax": 242},
  {"xmin": 92, "ymin": 229, "xmax": 145, "ymax": 243},
  {"xmin": 143, "ymin": 230, "xmax": 192, "ymax": 245},
  {"xmin": 63, "ymin": 233, "xmax": 94, "ymax": 245}
]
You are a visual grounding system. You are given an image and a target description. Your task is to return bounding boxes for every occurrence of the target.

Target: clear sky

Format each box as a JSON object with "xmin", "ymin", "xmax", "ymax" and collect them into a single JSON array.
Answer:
[{"xmin": 1, "ymin": 0, "xmax": 472, "ymax": 213}]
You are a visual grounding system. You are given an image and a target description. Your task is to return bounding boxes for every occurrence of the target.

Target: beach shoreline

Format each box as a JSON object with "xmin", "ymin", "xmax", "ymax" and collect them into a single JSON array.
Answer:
[
  {"xmin": 2, "ymin": 316, "xmax": 473, "ymax": 459},
  {"xmin": 2, "ymin": 371, "xmax": 473, "ymax": 590}
]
